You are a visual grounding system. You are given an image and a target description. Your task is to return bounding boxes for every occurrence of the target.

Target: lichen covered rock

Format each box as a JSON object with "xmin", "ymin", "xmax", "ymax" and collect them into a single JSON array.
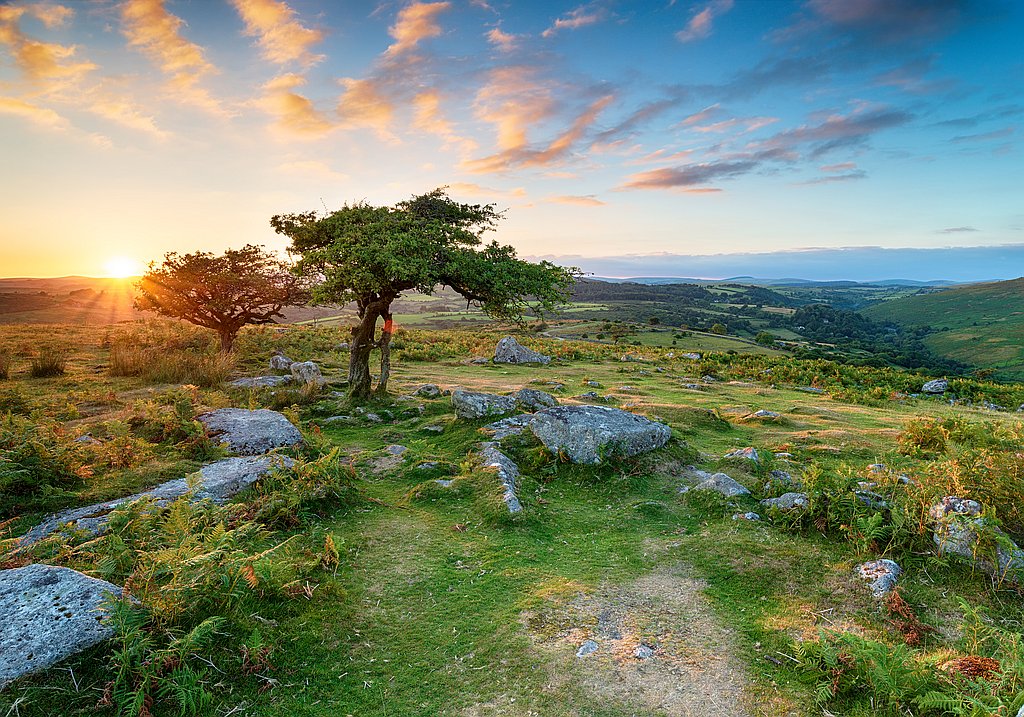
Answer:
[{"xmin": 529, "ymin": 405, "xmax": 671, "ymax": 464}]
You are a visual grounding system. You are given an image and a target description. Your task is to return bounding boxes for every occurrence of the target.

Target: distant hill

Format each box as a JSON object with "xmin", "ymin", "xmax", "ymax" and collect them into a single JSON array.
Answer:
[
  {"xmin": 592, "ymin": 276, "xmax": 963, "ymax": 288},
  {"xmin": 862, "ymin": 277, "xmax": 1024, "ymax": 381},
  {"xmin": 0, "ymin": 276, "xmax": 146, "ymax": 324}
]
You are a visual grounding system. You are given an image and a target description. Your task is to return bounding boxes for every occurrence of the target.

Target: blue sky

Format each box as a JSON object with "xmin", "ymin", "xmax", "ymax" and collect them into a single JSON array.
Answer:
[{"xmin": 0, "ymin": 0, "xmax": 1021, "ymax": 279}]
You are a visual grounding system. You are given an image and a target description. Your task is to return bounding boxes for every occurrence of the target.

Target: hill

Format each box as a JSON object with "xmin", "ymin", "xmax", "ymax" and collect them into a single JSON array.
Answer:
[{"xmin": 862, "ymin": 277, "xmax": 1024, "ymax": 381}]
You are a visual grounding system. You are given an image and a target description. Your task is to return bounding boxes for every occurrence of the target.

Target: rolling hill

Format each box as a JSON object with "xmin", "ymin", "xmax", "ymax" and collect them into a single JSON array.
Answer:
[{"xmin": 862, "ymin": 277, "xmax": 1024, "ymax": 381}]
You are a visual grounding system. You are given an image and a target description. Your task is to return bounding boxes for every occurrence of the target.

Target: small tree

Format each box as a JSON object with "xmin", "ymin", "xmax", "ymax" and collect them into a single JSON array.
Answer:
[
  {"xmin": 755, "ymin": 331, "xmax": 778, "ymax": 346},
  {"xmin": 710, "ymin": 323, "xmax": 728, "ymax": 335},
  {"xmin": 272, "ymin": 188, "xmax": 578, "ymax": 398},
  {"xmin": 135, "ymin": 245, "xmax": 308, "ymax": 352}
]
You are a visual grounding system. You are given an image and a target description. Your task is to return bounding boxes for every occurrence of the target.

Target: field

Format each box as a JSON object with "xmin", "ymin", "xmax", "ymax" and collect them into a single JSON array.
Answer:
[{"xmin": 4, "ymin": 320, "xmax": 1024, "ymax": 716}]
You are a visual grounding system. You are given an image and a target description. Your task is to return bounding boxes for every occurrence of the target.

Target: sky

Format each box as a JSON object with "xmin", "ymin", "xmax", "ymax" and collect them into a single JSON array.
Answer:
[{"xmin": 0, "ymin": 0, "xmax": 1021, "ymax": 281}]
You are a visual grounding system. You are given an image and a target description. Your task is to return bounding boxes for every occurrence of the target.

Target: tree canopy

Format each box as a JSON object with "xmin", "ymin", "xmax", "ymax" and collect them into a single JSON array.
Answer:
[
  {"xmin": 135, "ymin": 245, "xmax": 308, "ymax": 352},
  {"xmin": 272, "ymin": 188, "xmax": 578, "ymax": 397}
]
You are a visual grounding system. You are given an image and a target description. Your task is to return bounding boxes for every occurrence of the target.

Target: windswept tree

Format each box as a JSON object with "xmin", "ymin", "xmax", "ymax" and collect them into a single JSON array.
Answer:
[
  {"xmin": 135, "ymin": 245, "xmax": 308, "ymax": 352},
  {"xmin": 272, "ymin": 188, "xmax": 578, "ymax": 398}
]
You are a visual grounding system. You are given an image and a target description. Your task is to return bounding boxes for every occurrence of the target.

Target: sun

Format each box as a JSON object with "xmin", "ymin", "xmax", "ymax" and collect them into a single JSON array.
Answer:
[{"xmin": 104, "ymin": 256, "xmax": 142, "ymax": 279}]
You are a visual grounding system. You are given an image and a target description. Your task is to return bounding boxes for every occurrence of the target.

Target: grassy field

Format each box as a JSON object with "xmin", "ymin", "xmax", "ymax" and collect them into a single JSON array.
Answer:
[
  {"xmin": 3, "ymin": 321, "xmax": 1024, "ymax": 716},
  {"xmin": 863, "ymin": 278, "xmax": 1024, "ymax": 381}
]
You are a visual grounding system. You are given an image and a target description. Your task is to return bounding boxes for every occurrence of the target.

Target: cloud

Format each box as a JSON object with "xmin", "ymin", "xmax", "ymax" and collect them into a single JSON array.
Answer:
[
  {"xmin": 230, "ymin": 0, "xmax": 324, "ymax": 66},
  {"xmin": 796, "ymin": 170, "xmax": 867, "ymax": 184},
  {"xmin": 687, "ymin": 115, "xmax": 778, "ymax": 134},
  {"xmin": 542, "ymin": 6, "xmax": 604, "ymax": 38},
  {"xmin": 0, "ymin": 4, "xmax": 96, "ymax": 86},
  {"xmin": 87, "ymin": 90, "xmax": 169, "ymax": 140},
  {"xmin": 676, "ymin": 0, "xmax": 734, "ymax": 43},
  {"xmin": 805, "ymin": 0, "xmax": 966, "ymax": 44},
  {"xmin": 937, "ymin": 226, "xmax": 979, "ymax": 234},
  {"xmin": 621, "ymin": 159, "xmax": 760, "ymax": 190},
  {"xmin": 384, "ymin": 2, "xmax": 450, "ymax": 59},
  {"xmin": 260, "ymin": 73, "xmax": 333, "ymax": 136},
  {"xmin": 486, "ymin": 26, "xmax": 519, "ymax": 52},
  {"xmin": 120, "ymin": 0, "xmax": 225, "ymax": 114},
  {"xmin": 0, "ymin": 94, "xmax": 70, "ymax": 131},
  {"xmin": 592, "ymin": 93, "xmax": 689, "ymax": 147},
  {"xmin": 470, "ymin": 65, "xmax": 557, "ymax": 153},
  {"xmin": 820, "ymin": 162, "xmax": 857, "ymax": 171},
  {"xmin": 447, "ymin": 182, "xmax": 526, "ymax": 199},
  {"xmin": 412, "ymin": 89, "xmax": 476, "ymax": 153},
  {"xmin": 754, "ymin": 106, "xmax": 912, "ymax": 158},
  {"xmin": 546, "ymin": 194, "xmax": 606, "ymax": 206},
  {"xmin": 951, "ymin": 126, "xmax": 1015, "ymax": 143},
  {"xmin": 278, "ymin": 159, "xmax": 348, "ymax": 182}
]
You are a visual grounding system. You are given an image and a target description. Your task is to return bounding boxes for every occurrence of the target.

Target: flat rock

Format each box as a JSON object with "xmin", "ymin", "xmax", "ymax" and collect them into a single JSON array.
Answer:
[
  {"xmin": 760, "ymin": 492, "xmax": 809, "ymax": 511},
  {"xmin": 0, "ymin": 564, "xmax": 123, "ymax": 688},
  {"xmin": 494, "ymin": 336, "xmax": 551, "ymax": 365},
  {"xmin": 746, "ymin": 410, "xmax": 780, "ymax": 420},
  {"xmin": 514, "ymin": 387, "xmax": 559, "ymax": 411},
  {"xmin": 413, "ymin": 384, "xmax": 442, "ymax": 398},
  {"xmin": 451, "ymin": 389, "xmax": 517, "ymax": 420},
  {"xmin": 198, "ymin": 408, "xmax": 303, "ymax": 455},
  {"xmin": 476, "ymin": 442, "xmax": 523, "ymax": 513},
  {"xmin": 483, "ymin": 414, "xmax": 535, "ymax": 440},
  {"xmin": 693, "ymin": 473, "xmax": 750, "ymax": 498},
  {"xmin": 229, "ymin": 375, "xmax": 292, "ymax": 389},
  {"xmin": 290, "ymin": 361, "xmax": 324, "ymax": 386},
  {"xmin": 857, "ymin": 559, "xmax": 901, "ymax": 597},
  {"xmin": 576, "ymin": 639, "xmax": 600, "ymax": 657},
  {"xmin": 269, "ymin": 353, "xmax": 293, "ymax": 371},
  {"xmin": 530, "ymin": 405, "xmax": 671, "ymax": 465}
]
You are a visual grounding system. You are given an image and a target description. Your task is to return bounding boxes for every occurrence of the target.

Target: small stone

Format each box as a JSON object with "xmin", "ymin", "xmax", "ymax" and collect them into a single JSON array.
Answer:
[
  {"xmin": 421, "ymin": 424, "xmax": 445, "ymax": 434},
  {"xmin": 385, "ymin": 444, "xmax": 407, "ymax": 456},
  {"xmin": 483, "ymin": 414, "xmax": 535, "ymax": 440},
  {"xmin": 725, "ymin": 447, "xmax": 759, "ymax": 462},
  {"xmin": 228, "ymin": 375, "xmax": 293, "ymax": 389},
  {"xmin": 732, "ymin": 512, "xmax": 761, "ymax": 521},
  {"xmin": 634, "ymin": 643, "xmax": 655, "ymax": 660},
  {"xmin": 680, "ymin": 353, "xmax": 701, "ymax": 360},
  {"xmin": 693, "ymin": 473, "xmax": 750, "ymax": 498},
  {"xmin": 514, "ymin": 388, "xmax": 559, "ymax": 411},
  {"xmin": 289, "ymin": 361, "xmax": 324, "ymax": 386},
  {"xmin": 269, "ymin": 353, "xmax": 293, "ymax": 371},
  {"xmin": 747, "ymin": 410, "xmax": 780, "ymax": 419},
  {"xmin": 584, "ymin": 380, "xmax": 602, "ymax": 388},
  {"xmin": 435, "ymin": 479, "xmax": 454, "ymax": 488},
  {"xmin": 451, "ymin": 389, "xmax": 517, "ymax": 420},
  {"xmin": 413, "ymin": 384, "xmax": 442, "ymax": 398},
  {"xmin": 576, "ymin": 639, "xmax": 600, "ymax": 657},
  {"xmin": 760, "ymin": 492, "xmax": 809, "ymax": 511},
  {"xmin": 363, "ymin": 412, "xmax": 383, "ymax": 423},
  {"xmin": 857, "ymin": 559, "xmax": 901, "ymax": 597}
]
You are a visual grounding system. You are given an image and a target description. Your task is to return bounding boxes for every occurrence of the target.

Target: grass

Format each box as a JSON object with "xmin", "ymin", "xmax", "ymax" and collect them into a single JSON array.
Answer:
[{"xmin": 3, "ymin": 320, "xmax": 1024, "ymax": 715}]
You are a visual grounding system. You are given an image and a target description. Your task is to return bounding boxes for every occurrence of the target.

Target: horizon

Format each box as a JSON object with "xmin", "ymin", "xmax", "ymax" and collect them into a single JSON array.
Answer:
[{"xmin": 1, "ymin": 0, "xmax": 1021, "ymax": 277}]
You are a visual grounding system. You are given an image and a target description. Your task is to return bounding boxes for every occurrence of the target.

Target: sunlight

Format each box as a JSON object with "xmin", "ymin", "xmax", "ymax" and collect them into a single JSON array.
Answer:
[{"xmin": 103, "ymin": 256, "xmax": 142, "ymax": 278}]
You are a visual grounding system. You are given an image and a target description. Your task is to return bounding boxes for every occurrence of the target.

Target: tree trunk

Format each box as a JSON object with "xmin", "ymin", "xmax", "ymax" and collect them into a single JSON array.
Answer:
[
  {"xmin": 375, "ymin": 313, "xmax": 394, "ymax": 397},
  {"xmin": 348, "ymin": 310, "xmax": 378, "ymax": 399},
  {"xmin": 219, "ymin": 329, "xmax": 235, "ymax": 353}
]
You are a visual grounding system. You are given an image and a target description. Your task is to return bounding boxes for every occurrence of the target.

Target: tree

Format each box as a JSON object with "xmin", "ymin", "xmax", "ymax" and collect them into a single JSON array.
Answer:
[
  {"xmin": 710, "ymin": 323, "xmax": 728, "ymax": 335},
  {"xmin": 755, "ymin": 331, "xmax": 778, "ymax": 346},
  {"xmin": 272, "ymin": 188, "xmax": 578, "ymax": 398},
  {"xmin": 135, "ymin": 245, "xmax": 308, "ymax": 352}
]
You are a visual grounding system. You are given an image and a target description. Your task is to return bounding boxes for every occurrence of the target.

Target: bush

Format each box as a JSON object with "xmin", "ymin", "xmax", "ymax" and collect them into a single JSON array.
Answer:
[
  {"xmin": 0, "ymin": 354, "xmax": 10, "ymax": 380},
  {"xmin": 29, "ymin": 349, "xmax": 67, "ymax": 377}
]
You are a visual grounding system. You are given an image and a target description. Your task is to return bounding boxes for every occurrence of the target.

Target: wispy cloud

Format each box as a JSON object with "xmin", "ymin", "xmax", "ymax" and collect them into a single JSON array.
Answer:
[
  {"xmin": 542, "ymin": 5, "xmax": 604, "ymax": 38},
  {"xmin": 937, "ymin": 226, "xmax": 979, "ymax": 234},
  {"xmin": 0, "ymin": 94, "xmax": 70, "ymax": 130},
  {"xmin": 384, "ymin": 2, "xmax": 450, "ymax": 59},
  {"xmin": 336, "ymin": 77, "xmax": 395, "ymax": 140},
  {"xmin": 621, "ymin": 160, "xmax": 761, "ymax": 190},
  {"xmin": 260, "ymin": 73, "xmax": 333, "ymax": 137},
  {"xmin": 0, "ymin": 3, "xmax": 96, "ymax": 86},
  {"xmin": 486, "ymin": 26, "xmax": 519, "ymax": 52},
  {"xmin": 547, "ymin": 194, "xmax": 606, "ymax": 206},
  {"xmin": 676, "ymin": 0, "xmax": 734, "ymax": 43},
  {"xmin": 412, "ymin": 89, "xmax": 476, "ymax": 154},
  {"xmin": 796, "ymin": 170, "xmax": 867, "ymax": 184},
  {"xmin": 952, "ymin": 126, "xmax": 1015, "ymax": 143},
  {"xmin": 230, "ymin": 0, "xmax": 324, "ymax": 66}
]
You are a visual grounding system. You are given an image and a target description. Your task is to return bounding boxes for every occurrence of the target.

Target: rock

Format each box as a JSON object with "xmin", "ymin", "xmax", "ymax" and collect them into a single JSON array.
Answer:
[
  {"xmin": 930, "ymin": 496, "xmax": 1024, "ymax": 579},
  {"xmin": 73, "ymin": 433, "xmax": 98, "ymax": 444},
  {"xmin": 435, "ymin": 479, "xmax": 454, "ymax": 488},
  {"xmin": 363, "ymin": 412, "xmax": 383, "ymax": 423},
  {"xmin": 290, "ymin": 361, "xmax": 324, "ymax": 386},
  {"xmin": 514, "ymin": 388, "xmax": 558, "ymax": 411},
  {"xmin": 494, "ymin": 336, "xmax": 551, "ymax": 365},
  {"xmin": 228, "ymin": 375, "xmax": 292, "ymax": 389},
  {"xmin": 855, "ymin": 490, "xmax": 889, "ymax": 510},
  {"xmin": 868, "ymin": 463, "xmax": 887, "ymax": 474},
  {"xmin": 732, "ymin": 512, "xmax": 761, "ymax": 521},
  {"xmin": 634, "ymin": 643, "xmax": 655, "ymax": 660},
  {"xmin": 681, "ymin": 383, "xmax": 703, "ymax": 390},
  {"xmin": 620, "ymin": 354, "xmax": 643, "ymax": 362},
  {"xmin": 413, "ymin": 384, "xmax": 442, "ymax": 398},
  {"xmin": 856, "ymin": 559, "xmax": 901, "ymax": 597},
  {"xmin": 0, "ymin": 564, "xmax": 123, "ymax": 688},
  {"xmin": 746, "ymin": 410, "xmax": 780, "ymax": 419},
  {"xmin": 322, "ymin": 415, "xmax": 353, "ymax": 424},
  {"xmin": 725, "ymin": 447, "xmax": 759, "ymax": 462},
  {"xmin": 335, "ymin": 342, "xmax": 350, "ymax": 351},
  {"xmin": 370, "ymin": 445, "xmax": 408, "ymax": 473},
  {"xmin": 701, "ymin": 375, "xmax": 718, "ymax": 383},
  {"xmin": 269, "ymin": 353, "xmax": 293, "ymax": 371},
  {"xmin": 476, "ymin": 442, "xmax": 523, "ymax": 513},
  {"xmin": 693, "ymin": 473, "xmax": 750, "ymax": 498},
  {"xmin": 680, "ymin": 352, "xmax": 701, "ymax": 360},
  {"xmin": 576, "ymin": 639, "xmax": 600, "ymax": 657},
  {"xmin": 421, "ymin": 424, "xmax": 445, "ymax": 434},
  {"xmin": 20, "ymin": 456, "xmax": 294, "ymax": 545},
  {"xmin": 796, "ymin": 386, "xmax": 824, "ymax": 394},
  {"xmin": 760, "ymin": 492, "xmax": 809, "ymax": 511},
  {"xmin": 922, "ymin": 378, "xmax": 949, "ymax": 394},
  {"xmin": 469, "ymin": 356, "xmax": 491, "ymax": 365},
  {"xmin": 385, "ymin": 444, "xmax": 407, "ymax": 456},
  {"xmin": 584, "ymin": 380, "xmax": 602, "ymax": 388},
  {"xmin": 529, "ymin": 405, "xmax": 671, "ymax": 464},
  {"xmin": 198, "ymin": 408, "xmax": 303, "ymax": 455},
  {"xmin": 451, "ymin": 389, "xmax": 518, "ymax": 420},
  {"xmin": 483, "ymin": 414, "xmax": 535, "ymax": 440},
  {"xmin": 577, "ymin": 391, "xmax": 602, "ymax": 401},
  {"xmin": 774, "ymin": 452, "xmax": 794, "ymax": 459}
]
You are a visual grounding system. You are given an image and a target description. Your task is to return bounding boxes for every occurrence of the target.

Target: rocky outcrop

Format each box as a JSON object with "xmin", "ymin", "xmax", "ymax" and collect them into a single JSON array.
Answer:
[
  {"xmin": 289, "ymin": 361, "xmax": 324, "ymax": 386},
  {"xmin": 0, "ymin": 564, "xmax": 123, "ymax": 688},
  {"xmin": 922, "ymin": 378, "xmax": 949, "ymax": 394},
  {"xmin": 493, "ymin": 336, "xmax": 551, "ymax": 365},
  {"xmin": 198, "ymin": 408, "xmax": 303, "ymax": 455},
  {"xmin": 451, "ymin": 389, "xmax": 517, "ymax": 420},
  {"xmin": 269, "ymin": 353, "xmax": 293, "ymax": 371},
  {"xmin": 514, "ymin": 388, "xmax": 558, "ymax": 411},
  {"xmin": 760, "ymin": 492, "xmax": 809, "ymax": 511},
  {"xmin": 692, "ymin": 473, "xmax": 750, "ymax": 498},
  {"xmin": 529, "ymin": 405, "xmax": 671, "ymax": 464},
  {"xmin": 476, "ymin": 442, "xmax": 523, "ymax": 513},
  {"xmin": 856, "ymin": 559, "xmax": 901, "ymax": 597},
  {"xmin": 483, "ymin": 414, "xmax": 535, "ymax": 440},
  {"xmin": 930, "ymin": 496, "xmax": 1024, "ymax": 580},
  {"xmin": 228, "ymin": 375, "xmax": 292, "ymax": 389}
]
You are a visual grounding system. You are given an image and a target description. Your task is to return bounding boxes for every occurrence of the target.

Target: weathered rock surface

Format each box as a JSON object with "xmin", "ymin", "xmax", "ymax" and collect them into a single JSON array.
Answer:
[
  {"xmin": 0, "ymin": 564, "xmax": 123, "ymax": 688},
  {"xmin": 732, "ymin": 512, "xmax": 761, "ymax": 521},
  {"xmin": 269, "ymin": 353, "xmax": 293, "ymax": 371},
  {"xmin": 922, "ymin": 378, "xmax": 949, "ymax": 394},
  {"xmin": 494, "ymin": 336, "xmax": 551, "ymax": 365},
  {"xmin": 760, "ymin": 492, "xmax": 809, "ymax": 511},
  {"xmin": 725, "ymin": 447, "xmax": 759, "ymax": 462},
  {"xmin": 746, "ymin": 410, "xmax": 780, "ymax": 420},
  {"xmin": 483, "ymin": 414, "xmax": 535, "ymax": 440},
  {"xmin": 451, "ymin": 389, "xmax": 517, "ymax": 420},
  {"xmin": 413, "ymin": 384, "xmax": 442, "ymax": 398},
  {"xmin": 693, "ymin": 473, "xmax": 750, "ymax": 498},
  {"xmin": 530, "ymin": 405, "xmax": 671, "ymax": 464},
  {"xmin": 290, "ymin": 360, "xmax": 324, "ymax": 386},
  {"xmin": 476, "ymin": 442, "xmax": 523, "ymax": 513},
  {"xmin": 198, "ymin": 408, "xmax": 303, "ymax": 455},
  {"xmin": 856, "ymin": 559, "xmax": 901, "ymax": 597},
  {"xmin": 930, "ymin": 496, "xmax": 1024, "ymax": 580},
  {"xmin": 228, "ymin": 375, "xmax": 292, "ymax": 389},
  {"xmin": 514, "ymin": 387, "xmax": 558, "ymax": 411},
  {"xmin": 20, "ymin": 456, "xmax": 294, "ymax": 545}
]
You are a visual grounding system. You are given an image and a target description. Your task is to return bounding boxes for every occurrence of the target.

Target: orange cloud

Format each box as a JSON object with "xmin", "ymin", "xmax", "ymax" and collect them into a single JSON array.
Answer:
[
  {"xmin": 278, "ymin": 159, "xmax": 348, "ymax": 182},
  {"xmin": 676, "ymin": 0, "xmax": 733, "ymax": 43},
  {"xmin": 230, "ymin": 0, "xmax": 324, "ymax": 66},
  {"xmin": 260, "ymin": 73, "xmax": 334, "ymax": 136},
  {"xmin": 0, "ymin": 94, "xmax": 69, "ymax": 130},
  {"xmin": 486, "ymin": 26, "xmax": 518, "ymax": 52},
  {"xmin": 0, "ymin": 4, "xmax": 95, "ymax": 86},
  {"xmin": 384, "ymin": 2, "xmax": 450, "ymax": 59},
  {"xmin": 542, "ymin": 6, "xmax": 604, "ymax": 38},
  {"xmin": 472, "ymin": 66, "xmax": 557, "ymax": 152},
  {"xmin": 547, "ymin": 194, "xmax": 606, "ymax": 206},
  {"xmin": 412, "ymin": 89, "xmax": 476, "ymax": 153},
  {"xmin": 337, "ymin": 77, "xmax": 395, "ymax": 140},
  {"xmin": 88, "ymin": 90, "xmax": 169, "ymax": 140}
]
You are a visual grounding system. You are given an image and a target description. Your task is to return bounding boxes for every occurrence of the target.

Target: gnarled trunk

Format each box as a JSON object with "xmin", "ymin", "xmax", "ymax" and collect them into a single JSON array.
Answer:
[
  {"xmin": 218, "ymin": 329, "xmax": 235, "ymax": 353},
  {"xmin": 347, "ymin": 296, "xmax": 395, "ymax": 399},
  {"xmin": 375, "ymin": 313, "xmax": 394, "ymax": 396}
]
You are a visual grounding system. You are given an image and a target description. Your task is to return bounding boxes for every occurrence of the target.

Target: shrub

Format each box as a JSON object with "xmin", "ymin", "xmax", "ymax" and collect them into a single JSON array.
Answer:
[
  {"xmin": 29, "ymin": 349, "xmax": 67, "ymax": 377},
  {"xmin": 0, "ymin": 354, "xmax": 10, "ymax": 380},
  {"xmin": 0, "ymin": 414, "xmax": 86, "ymax": 515},
  {"xmin": 110, "ymin": 344, "xmax": 233, "ymax": 387}
]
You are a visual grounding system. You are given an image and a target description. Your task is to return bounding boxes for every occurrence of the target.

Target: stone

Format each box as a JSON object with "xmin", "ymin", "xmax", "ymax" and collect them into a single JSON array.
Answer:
[
  {"xmin": 732, "ymin": 512, "xmax": 761, "ymax": 521},
  {"xmin": 681, "ymin": 383, "xmax": 703, "ymax": 390},
  {"xmin": 514, "ymin": 388, "xmax": 558, "ymax": 411},
  {"xmin": 451, "ymin": 389, "xmax": 517, "ymax": 420},
  {"xmin": 198, "ymin": 408, "xmax": 303, "ymax": 455},
  {"xmin": 577, "ymin": 391, "xmax": 602, "ymax": 401},
  {"xmin": 322, "ymin": 415, "xmax": 353, "ymax": 424},
  {"xmin": 634, "ymin": 643, "xmax": 655, "ymax": 660},
  {"xmin": 796, "ymin": 386, "xmax": 824, "ymax": 394},
  {"xmin": 693, "ymin": 473, "xmax": 750, "ymax": 498},
  {"xmin": 746, "ymin": 410, "xmax": 780, "ymax": 419},
  {"xmin": 529, "ymin": 405, "xmax": 671, "ymax": 465},
  {"xmin": 20, "ymin": 456, "xmax": 294, "ymax": 545},
  {"xmin": 421, "ymin": 424, "xmax": 445, "ymax": 434},
  {"xmin": 493, "ymin": 336, "xmax": 551, "ymax": 365},
  {"xmin": 477, "ymin": 442, "xmax": 523, "ymax": 513},
  {"xmin": 922, "ymin": 378, "xmax": 949, "ymax": 394},
  {"xmin": 435, "ymin": 479, "xmax": 454, "ymax": 488},
  {"xmin": 760, "ymin": 492, "xmax": 809, "ymax": 511},
  {"xmin": 269, "ymin": 353, "xmax": 293, "ymax": 371},
  {"xmin": 701, "ymin": 375, "xmax": 718, "ymax": 383},
  {"xmin": 725, "ymin": 447, "xmax": 759, "ymax": 462},
  {"xmin": 413, "ymin": 384, "xmax": 442, "ymax": 398},
  {"xmin": 584, "ymin": 380, "xmax": 602, "ymax": 388},
  {"xmin": 774, "ymin": 452, "xmax": 794, "ymax": 459},
  {"xmin": 290, "ymin": 360, "xmax": 324, "ymax": 386},
  {"xmin": 576, "ymin": 639, "xmax": 600, "ymax": 657},
  {"xmin": 228, "ymin": 375, "xmax": 292, "ymax": 389},
  {"xmin": 680, "ymin": 352, "xmax": 701, "ymax": 360},
  {"xmin": 73, "ymin": 433, "xmax": 98, "ymax": 444},
  {"xmin": 469, "ymin": 356, "xmax": 491, "ymax": 365},
  {"xmin": 856, "ymin": 559, "xmax": 901, "ymax": 597},
  {"xmin": 0, "ymin": 564, "xmax": 123, "ymax": 688},
  {"xmin": 483, "ymin": 414, "xmax": 535, "ymax": 440},
  {"xmin": 930, "ymin": 496, "xmax": 1024, "ymax": 580},
  {"xmin": 336, "ymin": 342, "xmax": 350, "ymax": 351},
  {"xmin": 855, "ymin": 490, "xmax": 889, "ymax": 510}
]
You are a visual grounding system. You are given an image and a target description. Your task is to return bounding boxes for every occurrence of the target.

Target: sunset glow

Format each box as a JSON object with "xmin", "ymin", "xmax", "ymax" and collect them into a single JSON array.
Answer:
[{"xmin": 103, "ymin": 256, "xmax": 142, "ymax": 279}]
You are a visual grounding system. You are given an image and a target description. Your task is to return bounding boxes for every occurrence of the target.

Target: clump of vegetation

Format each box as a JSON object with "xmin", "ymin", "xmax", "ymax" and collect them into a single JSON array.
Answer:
[
  {"xmin": 29, "ymin": 348, "xmax": 68, "ymax": 377},
  {"xmin": 0, "ymin": 354, "xmax": 10, "ymax": 380},
  {"xmin": 0, "ymin": 414, "xmax": 86, "ymax": 515},
  {"xmin": 108, "ymin": 324, "xmax": 235, "ymax": 387}
]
